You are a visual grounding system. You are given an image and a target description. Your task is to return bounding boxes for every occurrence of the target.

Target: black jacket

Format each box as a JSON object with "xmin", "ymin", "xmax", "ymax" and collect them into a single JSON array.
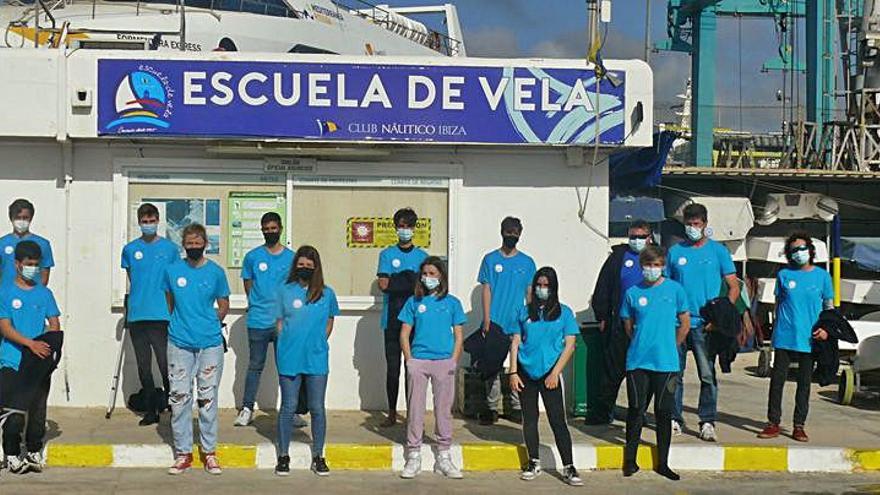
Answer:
[
  {"xmin": 1, "ymin": 331, "xmax": 64, "ymax": 412},
  {"xmin": 812, "ymin": 309, "xmax": 858, "ymax": 386},
  {"xmin": 463, "ymin": 322, "xmax": 510, "ymax": 379},
  {"xmin": 700, "ymin": 297, "xmax": 741, "ymax": 373},
  {"xmin": 591, "ymin": 244, "xmax": 630, "ymax": 323}
]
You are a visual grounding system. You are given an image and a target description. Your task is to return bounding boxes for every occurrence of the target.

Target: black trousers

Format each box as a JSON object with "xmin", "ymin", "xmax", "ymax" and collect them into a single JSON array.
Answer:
[
  {"xmin": 1, "ymin": 367, "xmax": 50, "ymax": 456},
  {"xmin": 768, "ymin": 349, "xmax": 813, "ymax": 426},
  {"xmin": 519, "ymin": 370, "xmax": 573, "ymax": 466},
  {"xmin": 625, "ymin": 369, "xmax": 677, "ymax": 468},
  {"xmin": 129, "ymin": 320, "xmax": 170, "ymax": 410},
  {"xmin": 594, "ymin": 320, "xmax": 629, "ymax": 420},
  {"xmin": 384, "ymin": 324, "xmax": 410, "ymax": 412}
]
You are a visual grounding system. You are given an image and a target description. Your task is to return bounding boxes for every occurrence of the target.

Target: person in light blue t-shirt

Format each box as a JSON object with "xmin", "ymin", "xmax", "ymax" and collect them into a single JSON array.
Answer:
[
  {"xmin": 121, "ymin": 202, "xmax": 180, "ymax": 426},
  {"xmin": 163, "ymin": 223, "xmax": 230, "ymax": 476},
  {"xmin": 620, "ymin": 245, "xmax": 690, "ymax": 481},
  {"xmin": 665, "ymin": 203, "xmax": 739, "ymax": 441},
  {"xmin": 0, "ymin": 199, "xmax": 54, "ymax": 287},
  {"xmin": 758, "ymin": 232, "xmax": 834, "ymax": 443},
  {"xmin": 273, "ymin": 245, "xmax": 338, "ymax": 477},
  {"xmin": 477, "ymin": 216, "xmax": 536, "ymax": 425},
  {"xmin": 0, "ymin": 240, "xmax": 61, "ymax": 474},
  {"xmin": 234, "ymin": 212, "xmax": 298, "ymax": 429}
]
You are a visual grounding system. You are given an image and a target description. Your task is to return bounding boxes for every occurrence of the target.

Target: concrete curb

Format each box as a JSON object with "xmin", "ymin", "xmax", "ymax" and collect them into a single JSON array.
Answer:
[{"xmin": 38, "ymin": 442, "xmax": 880, "ymax": 473}]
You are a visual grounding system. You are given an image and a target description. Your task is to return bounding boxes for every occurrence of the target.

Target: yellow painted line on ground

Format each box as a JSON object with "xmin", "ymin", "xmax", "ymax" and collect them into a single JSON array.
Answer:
[
  {"xmin": 461, "ymin": 444, "xmax": 525, "ymax": 471},
  {"xmin": 723, "ymin": 446, "xmax": 787, "ymax": 471},
  {"xmin": 595, "ymin": 444, "xmax": 654, "ymax": 470},
  {"xmin": 46, "ymin": 444, "xmax": 113, "ymax": 467},
  {"xmin": 325, "ymin": 444, "xmax": 392, "ymax": 470},
  {"xmin": 852, "ymin": 450, "xmax": 880, "ymax": 471},
  {"xmin": 189, "ymin": 444, "xmax": 256, "ymax": 469}
]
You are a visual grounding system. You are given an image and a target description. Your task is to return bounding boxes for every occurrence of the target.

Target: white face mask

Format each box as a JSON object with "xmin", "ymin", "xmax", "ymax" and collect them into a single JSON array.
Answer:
[
  {"xmin": 535, "ymin": 286, "xmax": 550, "ymax": 301},
  {"xmin": 685, "ymin": 225, "xmax": 703, "ymax": 242},
  {"xmin": 421, "ymin": 276, "xmax": 440, "ymax": 291},
  {"xmin": 13, "ymin": 219, "xmax": 30, "ymax": 234},
  {"xmin": 642, "ymin": 266, "xmax": 663, "ymax": 283},
  {"xmin": 628, "ymin": 237, "xmax": 648, "ymax": 253}
]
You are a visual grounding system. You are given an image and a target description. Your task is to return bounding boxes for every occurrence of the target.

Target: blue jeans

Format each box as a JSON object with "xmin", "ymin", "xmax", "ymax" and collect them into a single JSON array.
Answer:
[
  {"xmin": 277, "ymin": 374, "xmax": 327, "ymax": 458},
  {"xmin": 673, "ymin": 326, "xmax": 718, "ymax": 425},
  {"xmin": 167, "ymin": 342, "xmax": 224, "ymax": 454},
  {"xmin": 241, "ymin": 328, "xmax": 276, "ymax": 410}
]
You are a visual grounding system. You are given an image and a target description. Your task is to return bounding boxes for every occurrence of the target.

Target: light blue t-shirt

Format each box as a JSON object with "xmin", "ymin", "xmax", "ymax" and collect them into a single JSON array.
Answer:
[
  {"xmin": 774, "ymin": 267, "xmax": 834, "ymax": 353},
  {"xmin": 0, "ymin": 283, "xmax": 60, "ymax": 371},
  {"xmin": 398, "ymin": 294, "xmax": 467, "ymax": 360},
  {"xmin": 666, "ymin": 239, "xmax": 735, "ymax": 328},
  {"xmin": 619, "ymin": 249, "xmax": 643, "ymax": 308},
  {"xmin": 478, "ymin": 250, "xmax": 537, "ymax": 334},
  {"xmin": 0, "ymin": 233, "xmax": 54, "ymax": 287},
  {"xmin": 376, "ymin": 244, "xmax": 428, "ymax": 330},
  {"xmin": 620, "ymin": 280, "xmax": 689, "ymax": 372},
  {"xmin": 121, "ymin": 236, "xmax": 180, "ymax": 322},
  {"xmin": 274, "ymin": 283, "xmax": 340, "ymax": 376},
  {"xmin": 163, "ymin": 260, "xmax": 230, "ymax": 350},
  {"xmin": 512, "ymin": 304, "xmax": 579, "ymax": 380},
  {"xmin": 242, "ymin": 245, "xmax": 294, "ymax": 330}
]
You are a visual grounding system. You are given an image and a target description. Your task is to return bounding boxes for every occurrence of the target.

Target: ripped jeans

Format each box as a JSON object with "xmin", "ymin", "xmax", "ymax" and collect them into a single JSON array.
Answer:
[{"xmin": 167, "ymin": 342, "xmax": 224, "ymax": 455}]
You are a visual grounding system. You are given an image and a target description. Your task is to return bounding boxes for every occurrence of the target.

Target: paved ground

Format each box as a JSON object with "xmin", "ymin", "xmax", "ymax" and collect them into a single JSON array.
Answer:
[
  {"xmin": 4, "ymin": 469, "xmax": 880, "ymax": 495},
  {"xmin": 52, "ymin": 353, "xmax": 880, "ymax": 448}
]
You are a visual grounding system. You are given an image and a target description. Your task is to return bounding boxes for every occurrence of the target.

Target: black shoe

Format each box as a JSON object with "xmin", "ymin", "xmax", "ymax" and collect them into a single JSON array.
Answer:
[
  {"xmin": 311, "ymin": 456, "xmax": 330, "ymax": 476},
  {"xmin": 623, "ymin": 462, "xmax": 640, "ymax": 477},
  {"xmin": 655, "ymin": 465, "xmax": 680, "ymax": 481},
  {"xmin": 139, "ymin": 411, "xmax": 160, "ymax": 426},
  {"xmin": 584, "ymin": 413, "xmax": 612, "ymax": 426},
  {"xmin": 505, "ymin": 409, "xmax": 522, "ymax": 424},
  {"xmin": 562, "ymin": 465, "xmax": 583, "ymax": 486},
  {"xmin": 275, "ymin": 455, "xmax": 290, "ymax": 476},
  {"xmin": 479, "ymin": 411, "xmax": 498, "ymax": 425},
  {"xmin": 380, "ymin": 412, "xmax": 398, "ymax": 428}
]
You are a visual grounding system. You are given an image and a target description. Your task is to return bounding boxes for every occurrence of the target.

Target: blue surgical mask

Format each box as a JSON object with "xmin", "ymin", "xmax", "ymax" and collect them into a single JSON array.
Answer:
[
  {"xmin": 21, "ymin": 265, "xmax": 40, "ymax": 282},
  {"xmin": 397, "ymin": 228, "xmax": 414, "ymax": 242},
  {"xmin": 140, "ymin": 224, "xmax": 158, "ymax": 236},
  {"xmin": 422, "ymin": 276, "xmax": 440, "ymax": 291},
  {"xmin": 535, "ymin": 286, "xmax": 550, "ymax": 301},
  {"xmin": 792, "ymin": 249, "xmax": 810, "ymax": 266},
  {"xmin": 642, "ymin": 266, "xmax": 663, "ymax": 283},
  {"xmin": 629, "ymin": 237, "xmax": 648, "ymax": 253},
  {"xmin": 685, "ymin": 225, "xmax": 704, "ymax": 242}
]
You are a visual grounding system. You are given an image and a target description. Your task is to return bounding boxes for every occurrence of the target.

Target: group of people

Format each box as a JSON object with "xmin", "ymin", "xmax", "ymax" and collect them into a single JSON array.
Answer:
[{"xmin": 0, "ymin": 198, "xmax": 835, "ymax": 484}]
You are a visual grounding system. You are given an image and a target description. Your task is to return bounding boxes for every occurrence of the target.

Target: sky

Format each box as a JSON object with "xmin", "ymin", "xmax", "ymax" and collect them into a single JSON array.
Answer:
[{"xmin": 398, "ymin": 0, "xmax": 814, "ymax": 132}]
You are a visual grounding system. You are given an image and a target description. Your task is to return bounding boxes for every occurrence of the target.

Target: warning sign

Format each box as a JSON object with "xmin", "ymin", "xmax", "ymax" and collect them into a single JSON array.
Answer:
[{"xmin": 347, "ymin": 217, "xmax": 431, "ymax": 248}]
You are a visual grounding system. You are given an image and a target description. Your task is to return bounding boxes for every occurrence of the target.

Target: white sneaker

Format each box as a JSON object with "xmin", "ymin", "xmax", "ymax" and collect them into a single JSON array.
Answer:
[
  {"xmin": 700, "ymin": 422, "xmax": 717, "ymax": 442},
  {"xmin": 24, "ymin": 451, "xmax": 44, "ymax": 473},
  {"xmin": 5, "ymin": 455, "xmax": 27, "ymax": 474},
  {"xmin": 292, "ymin": 414, "xmax": 309, "ymax": 428},
  {"xmin": 671, "ymin": 420, "xmax": 683, "ymax": 437},
  {"xmin": 234, "ymin": 407, "xmax": 253, "ymax": 427},
  {"xmin": 400, "ymin": 452, "xmax": 421, "ymax": 479},
  {"xmin": 434, "ymin": 451, "xmax": 463, "ymax": 479},
  {"xmin": 520, "ymin": 459, "xmax": 541, "ymax": 481}
]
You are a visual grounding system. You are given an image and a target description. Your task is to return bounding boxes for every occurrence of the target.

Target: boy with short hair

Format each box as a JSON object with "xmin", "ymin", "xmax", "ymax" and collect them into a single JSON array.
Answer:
[
  {"xmin": 0, "ymin": 199, "xmax": 54, "ymax": 287},
  {"xmin": 0, "ymin": 240, "xmax": 62, "ymax": 474},
  {"xmin": 122, "ymin": 203, "xmax": 180, "ymax": 426}
]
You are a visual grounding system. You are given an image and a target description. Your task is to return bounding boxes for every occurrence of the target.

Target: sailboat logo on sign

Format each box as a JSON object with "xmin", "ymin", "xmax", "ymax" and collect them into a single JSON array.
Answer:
[{"xmin": 105, "ymin": 70, "xmax": 173, "ymax": 132}]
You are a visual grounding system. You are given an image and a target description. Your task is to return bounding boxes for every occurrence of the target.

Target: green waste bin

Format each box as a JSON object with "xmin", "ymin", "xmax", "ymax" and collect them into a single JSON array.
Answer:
[{"xmin": 571, "ymin": 322, "xmax": 604, "ymax": 417}]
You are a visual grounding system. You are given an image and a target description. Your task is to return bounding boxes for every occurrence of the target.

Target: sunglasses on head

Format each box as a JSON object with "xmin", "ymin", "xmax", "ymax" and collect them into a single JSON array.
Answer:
[
  {"xmin": 629, "ymin": 234, "xmax": 650, "ymax": 240},
  {"xmin": 791, "ymin": 246, "xmax": 810, "ymax": 253}
]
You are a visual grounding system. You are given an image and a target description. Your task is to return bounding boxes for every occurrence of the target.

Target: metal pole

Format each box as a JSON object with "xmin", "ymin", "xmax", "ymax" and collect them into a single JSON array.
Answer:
[
  {"xmin": 179, "ymin": 0, "xmax": 186, "ymax": 51},
  {"xmin": 645, "ymin": 0, "xmax": 652, "ymax": 64},
  {"xmin": 832, "ymin": 215, "xmax": 842, "ymax": 307}
]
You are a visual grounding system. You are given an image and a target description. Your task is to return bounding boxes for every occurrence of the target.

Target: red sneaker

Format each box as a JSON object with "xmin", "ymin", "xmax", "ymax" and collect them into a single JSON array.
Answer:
[
  {"xmin": 757, "ymin": 423, "xmax": 780, "ymax": 439},
  {"xmin": 203, "ymin": 452, "xmax": 223, "ymax": 475},
  {"xmin": 167, "ymin": 453, "xmax": 193, "ymax": 475},
  {"xmin": 792, "ymin": 426, "xmax": 809, "ymax": 442}
]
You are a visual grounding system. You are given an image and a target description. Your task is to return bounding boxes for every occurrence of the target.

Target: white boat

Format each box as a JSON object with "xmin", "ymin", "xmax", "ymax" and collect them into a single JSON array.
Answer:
[{"xmin": 0, "ymin": 0, "xmax": 465, "ymax": 56}]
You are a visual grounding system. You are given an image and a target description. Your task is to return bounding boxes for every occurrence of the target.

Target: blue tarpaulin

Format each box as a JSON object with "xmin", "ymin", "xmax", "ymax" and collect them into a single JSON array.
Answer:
[
  {"xmin": 609, "ymin": 130, "xmax": 678, "ymax": 195},
  {"xmin": 842, "ymin": 237, "xmax": 880, "ymax": 272},
  {"xmin": 609, "ymin": 196, "xmax": 666, "ymax": 223}
]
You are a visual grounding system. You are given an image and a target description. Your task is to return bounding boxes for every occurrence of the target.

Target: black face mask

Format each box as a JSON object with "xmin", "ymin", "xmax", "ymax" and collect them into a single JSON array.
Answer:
[
  {"xmin": 263, "ymin": 231, "xmax": 281, "ymax": 246},
  {"xmin": 185, "ymin": 247, "xmax": 205, "ymax": 261},
  {"xmin": 502, "ymin": 235, "xmax": 519, "ymax": 249},
  {"xmin": 295, "ymin": 267, "xmax": 315, "ymax": 281}
]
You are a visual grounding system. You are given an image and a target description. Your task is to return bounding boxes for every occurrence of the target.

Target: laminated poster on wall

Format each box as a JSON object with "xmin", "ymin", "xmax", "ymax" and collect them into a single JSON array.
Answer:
[
  {"xmin": 347, "ymin": 217, "xmax": 431, "ymax": 249},
  {"xmin": 141, "ymin": 198, "xmax": 222, "ymax": 254},
  {"xmin": 227, "ymin": 192, "xmax": 287, "ymax": 268}
]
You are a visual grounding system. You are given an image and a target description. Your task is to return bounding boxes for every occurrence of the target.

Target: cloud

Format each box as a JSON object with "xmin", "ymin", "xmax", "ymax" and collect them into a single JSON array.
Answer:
[{"xmin": 465, "ymin": 27, "xmax": 521, "ymax": 57}]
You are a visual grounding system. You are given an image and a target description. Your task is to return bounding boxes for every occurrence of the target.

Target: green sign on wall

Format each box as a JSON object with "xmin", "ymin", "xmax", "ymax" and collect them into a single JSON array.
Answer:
[{"xmin": 227, "ymin": 192, "xmax": 286, "ymax": 268}]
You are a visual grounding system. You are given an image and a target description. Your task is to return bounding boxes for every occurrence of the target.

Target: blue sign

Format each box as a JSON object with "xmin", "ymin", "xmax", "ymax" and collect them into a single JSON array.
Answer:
[{"xmin": 97, "ymin": 59, "xmax": 626, "ymax": 145}]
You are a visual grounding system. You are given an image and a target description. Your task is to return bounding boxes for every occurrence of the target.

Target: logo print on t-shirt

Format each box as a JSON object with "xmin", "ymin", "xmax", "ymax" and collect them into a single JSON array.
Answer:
[
  {"xmin": 494, "ymin": 264, "xmax": 504, "ymax": 273},
  {"xmin": 788, "ymin": 280, "xmax": 797, "ymax": 290},
  {"xmin": 418, "ymin": 304, "xmax": 427, "ymax": 313},
  {"xmin": 638, "ymin": 296, "xmax": 648, "ymax": 307},
  {"xmin": 678, "ymin": 257, "xmax": 688, "ymax": 266},
  {"xmin": 293, "ymin": 299, "xmax": 303, "ymax": 309},
  {"xmin": 4, "ymin": 246, "xmax": 12, "ymax": 255},
  {"xmin": 134, "ymin": 251, "xmax": 144, "ymax": 260},
  {"xmin": 11, "ymin": 298, "xmax": 22, "ymax": 310},
  {"xmin": 177, "ymin": 277, "xmax": 187, "ymax": 288},
  {"xmin": 392, "ymin": 259, "xmax": 401, "ymax": 268},
  {"xmin": 258, "ymin": 262, "xmax": 268, "ymax": 272},
  {"xmin": 624, "ymin": 259, "xmax": 634, "ymax": 268}
]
